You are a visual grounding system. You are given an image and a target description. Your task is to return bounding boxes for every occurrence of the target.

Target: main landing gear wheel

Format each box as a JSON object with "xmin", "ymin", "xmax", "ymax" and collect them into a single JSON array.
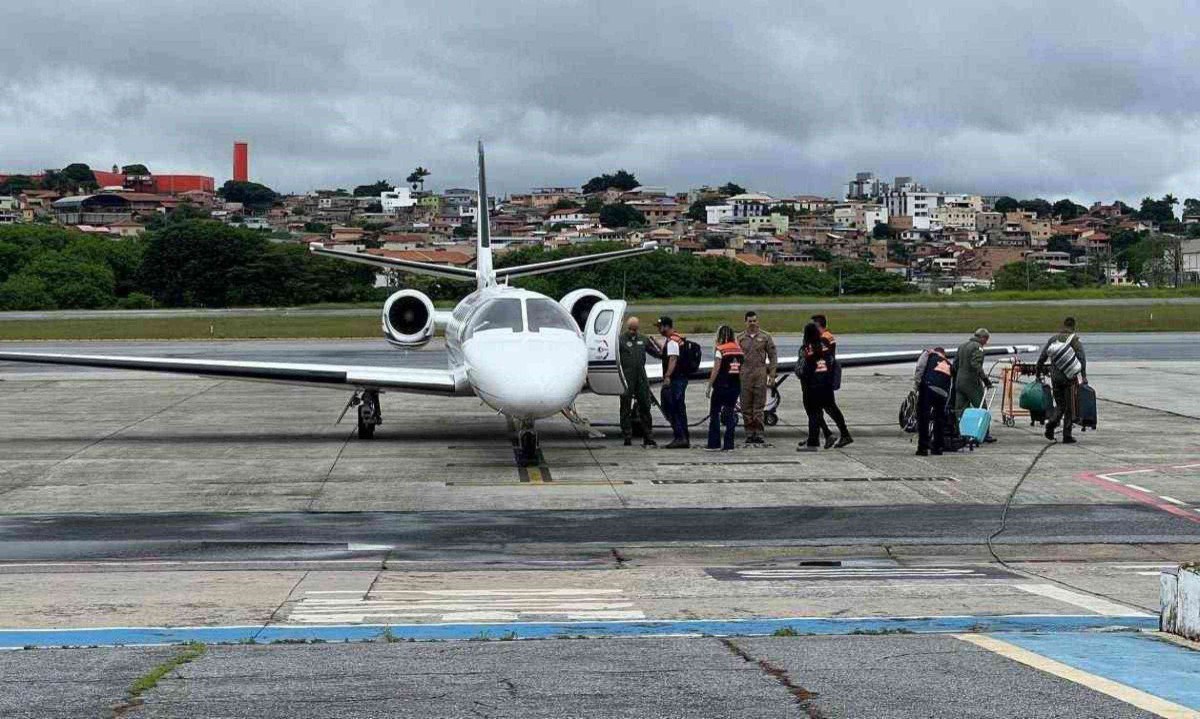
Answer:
[{"xmin": 357, "ymin": 389, "xmax": 381, "ymax": 440}]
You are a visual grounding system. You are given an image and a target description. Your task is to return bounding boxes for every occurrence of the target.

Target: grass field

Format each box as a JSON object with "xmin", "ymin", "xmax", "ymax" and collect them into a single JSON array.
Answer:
[{"xmin": 1, "ymin": 301, "xmax": 1196, "ymax": 340}]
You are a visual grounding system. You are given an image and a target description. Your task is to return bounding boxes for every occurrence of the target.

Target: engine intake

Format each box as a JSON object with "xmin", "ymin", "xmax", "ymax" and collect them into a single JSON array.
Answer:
[
  {"xmin": 559, "ymin": 288, "xmax": 608, "ymax": 331},
  {"xmin": 381, "ymin": 289, "xmax": 435, "ymax": 348}
]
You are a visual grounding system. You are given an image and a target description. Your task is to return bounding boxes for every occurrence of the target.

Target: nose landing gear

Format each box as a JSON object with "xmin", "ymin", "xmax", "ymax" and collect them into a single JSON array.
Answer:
[{"xmin": 515, "ymin": 420, "xmax": 541, "ymax": 467}]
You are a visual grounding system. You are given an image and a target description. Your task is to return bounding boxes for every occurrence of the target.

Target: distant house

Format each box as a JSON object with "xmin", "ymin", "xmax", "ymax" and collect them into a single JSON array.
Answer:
[{"xmin": 330, "ymin": 226, "xmax": 366, "ymax": 243}]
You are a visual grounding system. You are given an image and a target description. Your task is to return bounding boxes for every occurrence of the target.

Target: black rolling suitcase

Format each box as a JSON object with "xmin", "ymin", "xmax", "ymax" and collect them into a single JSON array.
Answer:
[{"xmin": 1075, "ymin": 384, "xmax": 1097, "ymax": 431}]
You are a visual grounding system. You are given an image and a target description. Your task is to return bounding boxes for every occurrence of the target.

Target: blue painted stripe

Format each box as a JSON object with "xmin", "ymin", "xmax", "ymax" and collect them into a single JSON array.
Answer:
[
  {"xmin": 998, "ymin": 632, "xmax": 1200, "ymax": 710},
  {"xmin": 0, "ymin": 614, "xmax": 1156, "ymax": 649}
]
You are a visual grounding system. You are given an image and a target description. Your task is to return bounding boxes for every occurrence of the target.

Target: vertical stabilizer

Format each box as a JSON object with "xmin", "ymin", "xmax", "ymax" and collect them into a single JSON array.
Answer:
[{"xmin": 475, "ymin": 140, "xmax": 494, "ymax": 288}]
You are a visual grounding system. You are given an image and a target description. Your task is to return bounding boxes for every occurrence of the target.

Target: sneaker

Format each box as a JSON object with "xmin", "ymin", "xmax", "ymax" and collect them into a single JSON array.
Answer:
[
  {"xmin": 835, "ymin": 436, "xmax": 854, "ymax": 449},
  {"xmin": 1063, "ymin": 436, "xmax": 1078, "ymax": 444},
  {"xmin": 983, "ymin": 435, "xmax": 997, "ymax": 444},
  {"xmin": 823, "ymin": 434, "xmax": 836, "ymax": 450},
  {"xmin": 1044, "ymin": 427, "xmax": 1055, "ymax": 441},
  {"xmin": 915, "ymin": 448, "xmax": 929, "ymax": 456},
  {"xmin": 797, "ymin": 445, "xmax": 818, "ymax": 452},
  {"xmin": 623, "ymin": 438, "xmax": 632, "ymax": 446},
  {"xmin": 721, "ymin": 446, "xmax": 736, "ymax": 452},
  {"xmin": 704, "ymin": 446, "xmax": 721, "ymax": 452},
  {"xmin": 643, "ymin": 438, "xmax": 657, "ymax": 447},
  {"xmin": 931, "ymin": 449, "xmax": 944, "ymax": 456}
]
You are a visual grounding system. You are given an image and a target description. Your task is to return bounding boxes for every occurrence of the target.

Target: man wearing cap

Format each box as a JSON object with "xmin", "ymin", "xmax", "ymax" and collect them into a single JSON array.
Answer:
[
  {"xmin": 954, "ymin": 328, "xmax": 994, "ymax": 436},
  {"xmin": 648, "ymin": 316, "xmax": 690, "ymax": 448}
]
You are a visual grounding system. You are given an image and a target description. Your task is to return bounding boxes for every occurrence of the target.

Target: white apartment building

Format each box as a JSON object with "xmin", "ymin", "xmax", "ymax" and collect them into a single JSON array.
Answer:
[
  {"xmin": 380, "ymin": 187, "xmax": 416, "ymax": 212},
  {"xmin": 884, "ymin": 179, "xmax": 944, "ymax": 230},
  {"xmin": 706, "ymin": 204, "xmax": 734, "ymax": 224}
]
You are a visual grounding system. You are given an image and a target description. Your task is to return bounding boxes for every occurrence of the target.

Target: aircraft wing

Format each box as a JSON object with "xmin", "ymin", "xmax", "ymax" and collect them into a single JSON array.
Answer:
[
  {"xmin": 0, "ymin": 352, "xmax": 460, "ymax": 396},
  {"xmin": 495, "ymin": 242, "xmax": 658, "ymax": 280},
  {"xmin": 644, "ymin": 343, "xmax": 1039, "ymax": 384}
]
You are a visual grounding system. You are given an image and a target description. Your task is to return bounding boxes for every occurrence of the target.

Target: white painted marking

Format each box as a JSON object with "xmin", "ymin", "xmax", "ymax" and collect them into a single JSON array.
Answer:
[
  {"xmin": 1106, "ymin": 469, "xmax": 1156, "ymax": 477},
  {"xmin": 955, "ymin": 634, "xmax": 1200, "ymax": 719},
  {"xmin": 738, "ymin": 568, "xmax": 982, "ymax": 578},
  {"xmin": 1014, "ymin": 584, "xmax": 1153, "ymax": 617},
  {"xmin": 1159, "ymin": 496, "xmax": 1188, "ymax": 506},
  {"xmin": 347, "ymin": 543, "xmax": 394, "ymax": 552},
  {"xmin": 1125, "ymin": 484, "xmax": 1152, "ymax": 493},
  {"xmin": 1172, "ymin": 463, "xmax": 1200, "ymax": 470},
  {"xmin": 1095, "ymin": 474, "xmax": 1122, "ymax": 483},
  {"xmin": 287, "ymin": 588, "xmax": 645, "ymax": 624}
]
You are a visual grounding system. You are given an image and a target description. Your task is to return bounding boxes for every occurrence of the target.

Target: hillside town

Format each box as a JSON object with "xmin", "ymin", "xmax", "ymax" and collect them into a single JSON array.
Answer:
[{"xmin": 3, "ymin": 146, "xmax": 1199, "ymax": 292}]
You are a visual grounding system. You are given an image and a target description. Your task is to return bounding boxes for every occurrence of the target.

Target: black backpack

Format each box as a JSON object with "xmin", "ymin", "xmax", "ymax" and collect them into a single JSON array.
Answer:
[{"xmin": 677, "ymin": 338, "xmax": 703, "ymax": 375}]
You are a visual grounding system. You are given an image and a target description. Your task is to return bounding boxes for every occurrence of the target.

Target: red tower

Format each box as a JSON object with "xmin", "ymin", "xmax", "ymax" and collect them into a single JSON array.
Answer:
[{"xmin": 233, "ymin": 142, "xmax": 248, "ymax": 182}]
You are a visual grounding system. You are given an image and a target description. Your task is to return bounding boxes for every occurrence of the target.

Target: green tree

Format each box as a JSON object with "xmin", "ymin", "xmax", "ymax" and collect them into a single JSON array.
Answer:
[
  {"xmin": 121, "ymin": 164, "xmax": 150, "ymax": 175},
  {"xmin": 872, "ymin": 222, "xmax": 890, "ymax": 239},
  {"xmin": 582, "ymin": 196, "xmax": 605, "ymax": 214},
  {"xmin": 719, "ymin": 182, "xmax": 746, "ymax": 196},
  {"xmin": 217, "ymin": 180, "xmax": 279, "ymax": 211},
  {"xmin": 1052, "ymin": 198, "xmax": 1086, "ymax": 220},
  {"xmin": 0, "ymin": 274, "xmax": 53, "ymax": 310},
  {"xmin": 598, "ymin": 203, "xmax": 646, "ymax": 228},
  {"xmin": 1047, "ymin": 235, "xmax": 1076, "ymax": 254},
  {"xmin": 405, "ymin": 167, "xmax": 430, "ymax": 191},
  {"xmin": 1183, "ymin": 198, "xmax": 1200, "ymax": 215},
  {"xmin": 0, "ymin": 174, "xmax": 36, "ymax": 195},
  {"xmin": 552, "ymin": 198, "xmax": 580, "ymax": 211},
  {"xmin": 1018, "ymin": 198, "xmax": 1053, "ymax": 217},
  {"xmin": 993, "ymin": 261, "xmax": 1069, "ymax": 291},
  {"xmin": 1137, "ymin": 195, "xmax": 1179, "ymax": 225},
  {"xmin": 20, "ymin": 251, "xmax": 116, "ymax": 308},
  {"xmin": 993, "ymin": 197, "xmax": 1020, "ymax": 213},
  {"xmin": 581, "ymin": 170, "xmax": 639, "ymax": 194},
  {"xmin": 453, "ymin": 223, "xmax": 475, "ymax": 238},
  {"xmin": 353, "ymin": 180, "xmax": 391, "ymax": 197}
]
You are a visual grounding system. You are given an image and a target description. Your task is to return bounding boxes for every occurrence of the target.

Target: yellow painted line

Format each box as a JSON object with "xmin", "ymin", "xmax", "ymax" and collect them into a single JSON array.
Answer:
[
  {"xmin": 525, "ymin": 466, "xmax": 544, "ymax": 484},
  {"xmin": 954, "ymin": 634, "xmax": 1200, "ymax": 719}
]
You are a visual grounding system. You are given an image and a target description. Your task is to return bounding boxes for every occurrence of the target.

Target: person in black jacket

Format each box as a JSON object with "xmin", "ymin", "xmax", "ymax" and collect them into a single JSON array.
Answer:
[
  {"xmin": 912, "ymin": 346, "xmax": 953, "ymax": 456},
  {"xmin": 797, "ymin": 322, "xmax": 843, "ymax": 452}
]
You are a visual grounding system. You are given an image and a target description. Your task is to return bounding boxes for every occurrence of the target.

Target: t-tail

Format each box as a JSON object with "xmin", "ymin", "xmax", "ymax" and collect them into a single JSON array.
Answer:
[{"xmin": 475, "ymin": 140, "xmax": 494, "ymax": 288}]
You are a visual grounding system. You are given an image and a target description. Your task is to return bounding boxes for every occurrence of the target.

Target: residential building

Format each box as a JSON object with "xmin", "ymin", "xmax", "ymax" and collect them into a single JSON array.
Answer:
[
  {"xmin": 380, "ymin": 187, "xmax": 416, "ymax": 212},
  {"xmin": 706, "ymin": 204, "xmax": 734, "ymax": 225},
  {"xmin": 932, "ymin": 200, "xmax": 977, "ymax": 231},
  {"xmin": 51, "ymin": 194, "xmax": 134, "ymax": 225},
  {"xmin": 883, "ymin": 178, "xmax": 944, "ymax": 230},
  {"xmin": 546, "ymin": 208, "xmax": 591, "ymax": 226},
  {"xmin": 846, "ymin": 172, "xmax": 886, "ymax": 201},
  {"xmin": 1183, "ymin": 239, "xmax": 1200, "ymax": 282},
  {"xmin": 0, "ymin": 196, "xmax": 19, "ymax": 224}
]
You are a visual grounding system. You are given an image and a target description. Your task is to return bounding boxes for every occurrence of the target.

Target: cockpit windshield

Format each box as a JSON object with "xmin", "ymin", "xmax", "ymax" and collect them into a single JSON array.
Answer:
[
  {"xmin": 466, "ymin": 298, "xmax": 524, "ymax": 337},
  {"xmin": 526, "ymin": 298, "xmax": 579, "ymax": 334}
]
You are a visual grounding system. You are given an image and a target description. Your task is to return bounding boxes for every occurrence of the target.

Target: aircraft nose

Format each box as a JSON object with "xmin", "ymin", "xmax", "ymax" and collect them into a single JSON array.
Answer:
[{"xmin": 465, "ymin": 335, "xmax": 587, "ymax": 419}]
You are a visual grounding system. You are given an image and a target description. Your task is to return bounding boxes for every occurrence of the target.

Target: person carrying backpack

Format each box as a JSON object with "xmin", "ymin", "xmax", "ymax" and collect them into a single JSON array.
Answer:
[
  {"xmin": 652, "ymin": 316, "xmax": 697, "ymax": 448},
  {"xmin": 1036, "ymin": 316, "xmax": 1087, "ymax": 445},
  {"xmin": 736, "ymin": 310, "xmax": 778, "ymax": 446},
  {"xmin": 705, "ymin": 325, "xmax": 743, "ymax": 451}
]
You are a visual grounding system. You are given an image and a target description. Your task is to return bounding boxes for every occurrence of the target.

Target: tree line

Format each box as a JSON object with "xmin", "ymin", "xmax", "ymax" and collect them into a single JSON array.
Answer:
[{"xmin": 0, "ymin": 221, "xmax": 377, "ymax": 311}]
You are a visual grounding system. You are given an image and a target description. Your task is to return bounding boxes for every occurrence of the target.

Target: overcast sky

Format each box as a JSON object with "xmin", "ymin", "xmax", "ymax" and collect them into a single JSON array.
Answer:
[{"xmin": 2, "ymin": 1, "xmax": 1197, "ymax": 203}]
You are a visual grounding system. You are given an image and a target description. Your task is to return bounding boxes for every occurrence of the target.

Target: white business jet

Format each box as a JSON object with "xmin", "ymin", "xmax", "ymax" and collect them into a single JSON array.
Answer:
[{"xmin": 0, "ymin": 143, "xmax": 1035, "ymax": 463}]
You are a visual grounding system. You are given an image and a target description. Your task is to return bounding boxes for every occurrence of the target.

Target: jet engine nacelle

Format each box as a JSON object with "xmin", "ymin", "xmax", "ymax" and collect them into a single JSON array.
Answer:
[
  {"xmin": 381, "ymin": 289, "xmax": 436, "ymax": 348},
  {"xmin": 559, "ymin": 288, "xmax": 609, "ymax": 332}
]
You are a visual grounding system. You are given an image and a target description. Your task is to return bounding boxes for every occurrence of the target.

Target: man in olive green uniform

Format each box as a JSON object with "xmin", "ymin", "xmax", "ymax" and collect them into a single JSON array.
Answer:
[
  {"xmin": 618, "ymin": 316, "xmax": 656, "ymax": 446},
  {"xmin": 954, "ymin": 328, "xmax": 994, "ymax": 420},
  {"xmin": 1036, "ymin": 317, "xmax": 1087, "ymax": 445}
]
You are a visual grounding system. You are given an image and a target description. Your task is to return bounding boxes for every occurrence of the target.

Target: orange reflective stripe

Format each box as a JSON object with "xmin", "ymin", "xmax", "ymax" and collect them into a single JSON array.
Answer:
[{"xmin": 934, "ymin": 360, "xmax": 951, "ymax": 375}]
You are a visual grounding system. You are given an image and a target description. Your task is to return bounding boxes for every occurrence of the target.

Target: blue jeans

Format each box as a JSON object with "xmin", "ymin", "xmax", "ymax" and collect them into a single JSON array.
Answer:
[
  {"xmin": 661, "ymin": 376, "xmax": 689, "ymax": 442},
  {"xmin": 707, "ymin": 382, "xmax": 739, "ymax": 449}
]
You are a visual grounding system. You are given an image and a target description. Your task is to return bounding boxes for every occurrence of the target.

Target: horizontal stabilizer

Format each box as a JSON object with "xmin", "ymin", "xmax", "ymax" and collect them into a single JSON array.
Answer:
[
  {"xmin": 496, "ymin": 242, "xmax": 658, "ymax": 280},
  {"xmin": 310, "ymin": 244, "xmax": 478, "ymax": 282}
]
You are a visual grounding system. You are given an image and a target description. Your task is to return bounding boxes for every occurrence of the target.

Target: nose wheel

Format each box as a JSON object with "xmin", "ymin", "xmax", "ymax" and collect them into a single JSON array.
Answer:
[{"xmin": 516, "ymin": 422, "xmax": 540, "ymax": 467}]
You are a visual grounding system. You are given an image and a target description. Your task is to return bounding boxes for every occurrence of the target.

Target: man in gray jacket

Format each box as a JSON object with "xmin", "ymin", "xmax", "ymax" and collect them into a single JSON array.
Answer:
[{"xmin": 1036, "ymin": 316, "xmax": 1087, "ymax": 444}]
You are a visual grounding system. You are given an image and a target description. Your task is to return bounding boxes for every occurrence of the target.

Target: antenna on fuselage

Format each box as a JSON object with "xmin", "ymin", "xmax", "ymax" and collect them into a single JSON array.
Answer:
[{"xmin": 475, "ymin": 140, "xmax": 494, "ymax": 289}]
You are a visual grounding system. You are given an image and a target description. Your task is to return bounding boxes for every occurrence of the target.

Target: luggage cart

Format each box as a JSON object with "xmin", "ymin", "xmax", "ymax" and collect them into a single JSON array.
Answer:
[{"xmin": 996, "ymin": 359, "xmax": 1040, "ymax": 428}]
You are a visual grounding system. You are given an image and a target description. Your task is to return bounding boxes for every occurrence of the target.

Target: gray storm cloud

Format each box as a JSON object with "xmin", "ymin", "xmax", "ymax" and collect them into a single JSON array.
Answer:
[{"xmin": 1, "ymin": 0, "xmax": 1197, "ymax": 203}]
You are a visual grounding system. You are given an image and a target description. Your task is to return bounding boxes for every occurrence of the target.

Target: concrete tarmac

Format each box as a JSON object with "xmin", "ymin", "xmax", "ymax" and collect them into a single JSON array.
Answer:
[{"xmin": 1, "ymin": 340, "xmax": 1199, "ymax": 717}]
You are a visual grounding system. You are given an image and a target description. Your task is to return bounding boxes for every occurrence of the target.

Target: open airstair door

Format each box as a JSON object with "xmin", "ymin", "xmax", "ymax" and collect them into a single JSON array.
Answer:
[{"xmin": 583, "ymin": 299, "xmax": 627, "ymax": 395}]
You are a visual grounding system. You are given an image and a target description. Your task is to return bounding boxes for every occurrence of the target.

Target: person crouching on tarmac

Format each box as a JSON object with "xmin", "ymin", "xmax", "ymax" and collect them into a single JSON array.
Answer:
[
  {"xmin": 913, "ymin": 346, "xmax": 953, "ymax": 456},
  {"xmin": 652, "ymin": 316, "xmax": 690, "ymax": 449},
  {"xmin": 705, "ymin": 325, "xmax": 743, "ymax": 452},
  {"xmin": 797, "ymin": 322, "xmax": 840, "ymax": 452},
  {"xmin": 737, "ymin": 310, "xmax": 777, "ymax": 446},
  {"xmin": 618, "ymin": 316, "xmax": 656, "ymax": 447}
]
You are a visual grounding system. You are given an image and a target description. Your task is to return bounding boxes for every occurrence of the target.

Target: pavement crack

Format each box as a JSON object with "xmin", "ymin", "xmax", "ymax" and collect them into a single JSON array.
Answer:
[
  {"xmin": 719, "ymin": 638, "xmax": 825, "ymax": 718},
  {"xmin": 253, "ymin": 570, "xmax": 309, "ymax": 640}
]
